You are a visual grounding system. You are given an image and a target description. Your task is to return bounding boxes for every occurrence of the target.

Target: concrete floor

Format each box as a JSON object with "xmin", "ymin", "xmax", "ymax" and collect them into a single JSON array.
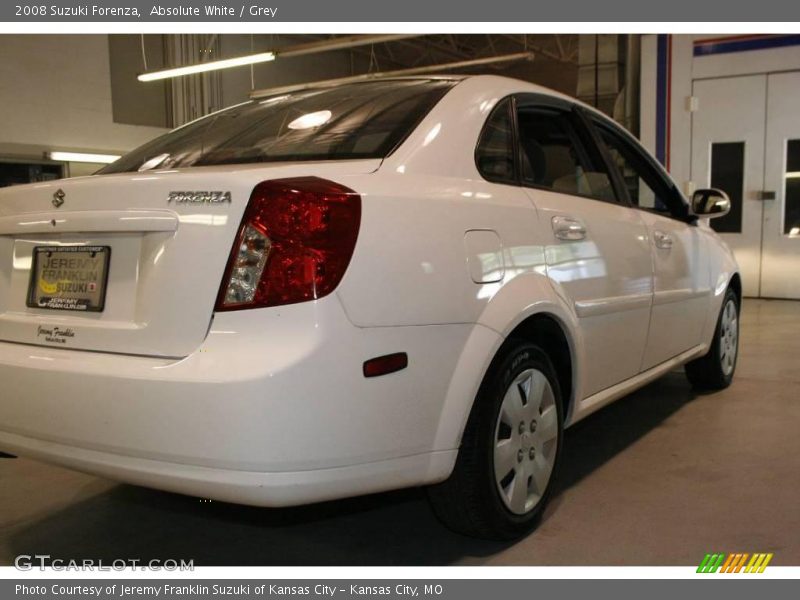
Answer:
[{"xmin": 1, "ymin": 299, "xmax": 798, "ymax": 566}]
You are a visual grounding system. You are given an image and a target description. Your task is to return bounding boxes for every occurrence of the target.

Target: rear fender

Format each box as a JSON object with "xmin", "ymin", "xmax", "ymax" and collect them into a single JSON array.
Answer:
[{"xmin": 431, "ymin": 272, "xmax": 580, "ymax": 477}]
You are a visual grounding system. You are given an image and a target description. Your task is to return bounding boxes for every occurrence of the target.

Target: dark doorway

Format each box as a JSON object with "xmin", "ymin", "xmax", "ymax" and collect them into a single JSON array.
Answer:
[{"xmin": 0, "ymin": 162, "xmax": 64, "ymax": 188}]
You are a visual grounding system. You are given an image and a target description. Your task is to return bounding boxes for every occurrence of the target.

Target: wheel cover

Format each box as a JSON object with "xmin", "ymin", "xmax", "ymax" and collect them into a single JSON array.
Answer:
[
  {"xmin": 719, "ymin": 298, "xmax": 739, "ymax": 377},
  {"xmin": 493, "ymin": 368, "xmax": 559, "ymax": 515}
]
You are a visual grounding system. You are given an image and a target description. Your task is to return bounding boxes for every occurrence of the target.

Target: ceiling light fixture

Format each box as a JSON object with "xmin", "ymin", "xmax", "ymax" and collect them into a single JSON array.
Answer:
[
  {"xmin": 137, "ymin": 36, "xmax": 419, "ymax": 83},
  {"xmin": 138, "ymin": 52, "xmax": 276, "ymax": 82},
  {"xmin": 47, "ymin": 151, "xmax": 121, "ymax": 164}
]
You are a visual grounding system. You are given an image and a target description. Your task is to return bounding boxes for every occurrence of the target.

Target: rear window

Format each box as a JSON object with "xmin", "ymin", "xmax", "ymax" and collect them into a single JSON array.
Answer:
[{"xmin": 100, "ymin": 79, "xmax": 455, "ymax": 174}]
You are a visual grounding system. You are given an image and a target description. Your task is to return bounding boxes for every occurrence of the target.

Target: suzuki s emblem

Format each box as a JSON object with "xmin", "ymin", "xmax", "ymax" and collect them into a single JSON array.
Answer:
[{"xmin": 52, "ymin": 189, "xmax": 65, "ymax": 208}]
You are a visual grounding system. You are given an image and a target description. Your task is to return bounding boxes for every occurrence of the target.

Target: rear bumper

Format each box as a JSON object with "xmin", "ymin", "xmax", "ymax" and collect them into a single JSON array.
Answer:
[
  {"xmin": 0, "ymin": 429, "xmax": 455, "ymax": 507},
  {"xmin": 0, "ymin": 296, "xmax": 467, "ymax": 505}
]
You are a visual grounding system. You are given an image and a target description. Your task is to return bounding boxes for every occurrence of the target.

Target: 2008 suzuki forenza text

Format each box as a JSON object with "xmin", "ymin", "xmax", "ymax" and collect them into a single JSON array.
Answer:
[{"xmin": 0, "ymin": 76, "xmax": 740, "ymax": 539}]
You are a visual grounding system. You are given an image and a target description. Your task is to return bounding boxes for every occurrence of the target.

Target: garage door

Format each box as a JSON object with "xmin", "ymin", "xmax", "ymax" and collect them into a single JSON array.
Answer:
[{"xmin": 691, "ymin": 72, "xmax": 800, "ymax": 299}]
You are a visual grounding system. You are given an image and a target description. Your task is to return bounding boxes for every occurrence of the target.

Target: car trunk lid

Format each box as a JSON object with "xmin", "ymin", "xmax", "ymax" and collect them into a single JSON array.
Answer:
[{"xmin": 0, "ymin": 160, "xmax": 378, "ymax": 357}]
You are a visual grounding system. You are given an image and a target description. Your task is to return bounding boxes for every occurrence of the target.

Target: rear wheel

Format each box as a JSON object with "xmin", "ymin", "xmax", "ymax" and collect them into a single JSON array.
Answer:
[
  {"xmin": 428, "ymin": 342, "xmax": 563, "ymax": 540},
  {"xmin": 685, "ymin": 288, "xmax": 739, "ymax": 390}
]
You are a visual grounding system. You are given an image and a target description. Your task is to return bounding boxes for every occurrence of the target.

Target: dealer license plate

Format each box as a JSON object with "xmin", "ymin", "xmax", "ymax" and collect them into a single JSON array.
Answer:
[{"xmin": 27, "ymin": 246, "xmax": 111, "ymax": 312}]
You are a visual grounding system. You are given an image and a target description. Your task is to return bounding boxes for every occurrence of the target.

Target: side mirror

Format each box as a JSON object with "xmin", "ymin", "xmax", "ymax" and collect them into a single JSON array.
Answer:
[{"xmin": 691, "ymin": 188, "xmax": 731, "ymax": 219}]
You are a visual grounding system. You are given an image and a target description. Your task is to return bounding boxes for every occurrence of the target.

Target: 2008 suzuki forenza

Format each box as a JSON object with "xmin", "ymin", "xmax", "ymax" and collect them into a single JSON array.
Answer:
[{"xmin": 0, "ymin": 76, "xmax": 740, "ymax": 539}]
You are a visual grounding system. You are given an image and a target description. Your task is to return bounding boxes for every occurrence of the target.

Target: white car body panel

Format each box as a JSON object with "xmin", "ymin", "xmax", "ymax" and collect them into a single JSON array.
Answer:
[
  {"xmin": 0, "ymin": 75, "xmax": 739, "ymax": 507},
  {"xmin": 526, "ymin": 187, "xmax": 654, "ymax": 397},
  {"xmin": 638, "ymin": 210, "xmax": 712, "ymax": 369},
  {"xmin": 0, "ymin": 160, "xmax": 380, "ymax": 357},
  {"xmin": 0, "ymin": 298, "xmax": 463, "ymax": 483}
]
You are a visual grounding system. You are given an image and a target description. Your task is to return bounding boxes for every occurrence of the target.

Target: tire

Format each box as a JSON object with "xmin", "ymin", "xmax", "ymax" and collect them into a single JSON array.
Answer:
[
  {"xmin": 685, "ymin": 288, "xmax": 739, "ymax": 390},
  {"xmin": 428, "ymin": 341, "xmax": 564, "ymax": 540}
]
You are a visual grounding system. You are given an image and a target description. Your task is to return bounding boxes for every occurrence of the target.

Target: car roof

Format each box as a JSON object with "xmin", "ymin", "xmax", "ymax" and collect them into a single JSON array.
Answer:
[
  {"xmin": 459, "ymin": 74, "xmax": 601, "ymax": 110},
  {"xmin": 249, "ymin": 75, "xmax": 467, "ymax": 99},
  {"xmin": 354, "ymin": 74, "xmax": 597, "ymax": 113},
  {"xmin": 248, "ymin": 74, "xmax": 579, "ymax": 105},
  {"xmin": 248, "ymin": 74, "xmax": 609, "ymax": 125}
]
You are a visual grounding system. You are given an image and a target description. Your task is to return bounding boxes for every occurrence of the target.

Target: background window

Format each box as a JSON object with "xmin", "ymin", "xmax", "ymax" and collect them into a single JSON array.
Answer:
[
  {"xmin": 784, "ymin": 139, "xmax": 800, "ymax": 235},
  {"xmin": 709, "ymin": 142, "xmax": 745, "ymax": 234},
  {"xmin": 475, "ymin": 99, "xmax": 516, "ymax": 184},
  {"xmin": 0, "ymin": 161, "xmax": 63, "ymax": 188},
  {"xmin": 517, "ymin": 108, "xmax": 615, "ymax": 202}
]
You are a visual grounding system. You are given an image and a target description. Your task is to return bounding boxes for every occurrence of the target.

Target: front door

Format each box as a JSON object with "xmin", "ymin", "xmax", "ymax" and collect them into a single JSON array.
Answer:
[
  {"xmin": 593, "ymin": 118, "xmax": 710, "ymax": 370},
  {"xmin": 691, "ymin": 72, "xmax": 800, "ymax": 299}
]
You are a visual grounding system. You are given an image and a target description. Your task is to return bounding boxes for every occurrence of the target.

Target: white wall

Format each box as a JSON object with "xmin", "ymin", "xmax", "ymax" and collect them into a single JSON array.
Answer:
[
  {"xmin": 640, "ymin": 34, "xmax": 800, "ymax": 193},
  {"xmin": 0, "ymin": 35, "xmax": 167, "ymax": 175}
]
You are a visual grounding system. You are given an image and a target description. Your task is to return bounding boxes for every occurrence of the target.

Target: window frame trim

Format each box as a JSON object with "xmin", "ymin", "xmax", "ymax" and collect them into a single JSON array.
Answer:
[
  {"xmin": 474, "ymin": 96, "xmax": 519, "ymax": 186},
  {"xmin": 515, "ymin": 94, "xmax": 625, "ymax": 205},
  {"xmin": 586, "ymin": 111, "xmax": 695, "ymax": 223},
  {"xmin": 572, "ymin": 106, "xmax": 633, "ymax": 208},
  {"xmin": 475, "ymin": 92, "xmax": 629, "ymax": 207}
]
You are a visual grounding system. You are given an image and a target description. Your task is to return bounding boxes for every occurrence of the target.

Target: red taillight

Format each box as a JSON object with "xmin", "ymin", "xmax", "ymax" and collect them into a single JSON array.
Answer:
[{"xmin": 215, "ymin": 177, "xmax": 361, "ymax": 310}]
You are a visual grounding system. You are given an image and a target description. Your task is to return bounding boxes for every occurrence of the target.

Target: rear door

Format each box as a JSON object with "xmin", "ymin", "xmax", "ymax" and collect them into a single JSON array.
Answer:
[
  {"xmin": 514, "ymin": 96, "xmax": 654, "ymax": 397},
  {"xmin": 591, "ymin": 119, "xmax": 711, "ymax": 370}
]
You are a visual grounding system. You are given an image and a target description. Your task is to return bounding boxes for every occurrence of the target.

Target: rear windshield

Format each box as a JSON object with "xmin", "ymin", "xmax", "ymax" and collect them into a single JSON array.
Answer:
[{"xmin": 100, "ymin": 79, "xmax": 455, "ymax": 174}]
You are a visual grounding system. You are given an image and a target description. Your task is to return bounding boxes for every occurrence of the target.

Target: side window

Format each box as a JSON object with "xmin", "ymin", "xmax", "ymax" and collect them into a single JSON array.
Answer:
[
  {"xmin": 475, "ymin": 99, "xmax": 516, "ymax": 184},
  {"xmin": 596, "ymin": 123, "xmax": 689, "ymax": 220},
  {"xmin": 516, "ymin": 106, "xmax": 617, "ymax": 203}
]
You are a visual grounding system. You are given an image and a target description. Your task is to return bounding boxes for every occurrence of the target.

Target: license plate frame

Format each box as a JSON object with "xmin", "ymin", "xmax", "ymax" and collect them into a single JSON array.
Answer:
[{"xmin": 26, "ymin": 245, "xmax": 111, "ymax": 313}]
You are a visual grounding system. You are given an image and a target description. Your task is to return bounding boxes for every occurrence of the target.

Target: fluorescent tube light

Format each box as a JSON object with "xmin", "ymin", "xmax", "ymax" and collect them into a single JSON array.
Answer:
[
  {"xmin": 48, "ymin": 152, "xmax": 121, "ymax": 164},
  {"xmin": 138, "ymin": 52, "xmax": 276, "ymax": 82}
]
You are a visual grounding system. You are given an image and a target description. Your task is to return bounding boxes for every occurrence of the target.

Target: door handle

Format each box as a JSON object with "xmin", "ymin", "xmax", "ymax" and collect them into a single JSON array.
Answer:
[
  {"xmin": 552, "ymin": 216, "xmax": 586, "ymax": 241},
  {"xmin": 654, "ymin": 230, "xmax": 673, "ymax": 250}
]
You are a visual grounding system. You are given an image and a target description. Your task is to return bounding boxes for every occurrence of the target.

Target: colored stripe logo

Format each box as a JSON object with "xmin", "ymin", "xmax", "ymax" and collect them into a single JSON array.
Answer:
[{"xmin": 697, "ymin": 552, "xmax": 774, "ymax": 573}]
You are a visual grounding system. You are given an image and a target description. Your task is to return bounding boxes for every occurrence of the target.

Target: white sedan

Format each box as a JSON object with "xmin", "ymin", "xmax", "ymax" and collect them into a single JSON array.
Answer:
[{"xmin": 0, "ymin": 75, "xmax": 739, "ymax": 539}]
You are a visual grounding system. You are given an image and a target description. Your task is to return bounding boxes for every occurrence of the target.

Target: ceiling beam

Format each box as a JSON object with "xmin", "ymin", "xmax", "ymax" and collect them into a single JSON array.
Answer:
[{"xmin": 250, "ymin": 52, "xmax": 535, "ymax": 99}]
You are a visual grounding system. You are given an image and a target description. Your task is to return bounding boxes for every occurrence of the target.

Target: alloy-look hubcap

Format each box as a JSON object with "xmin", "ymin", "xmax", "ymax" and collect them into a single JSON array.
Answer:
[
  {"xmin": 719, "ymin": 299, "xmax": 739, "ymax": 377},
  {"xmin": 493, "ymin": 368, "xmax": 558, "ymax": 515}
]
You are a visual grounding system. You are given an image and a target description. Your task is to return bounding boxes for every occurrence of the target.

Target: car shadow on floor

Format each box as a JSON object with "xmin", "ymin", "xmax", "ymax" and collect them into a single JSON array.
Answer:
[{"xmin": 5, "ymin": 372, "xmax": 696, "ymax": 566}]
